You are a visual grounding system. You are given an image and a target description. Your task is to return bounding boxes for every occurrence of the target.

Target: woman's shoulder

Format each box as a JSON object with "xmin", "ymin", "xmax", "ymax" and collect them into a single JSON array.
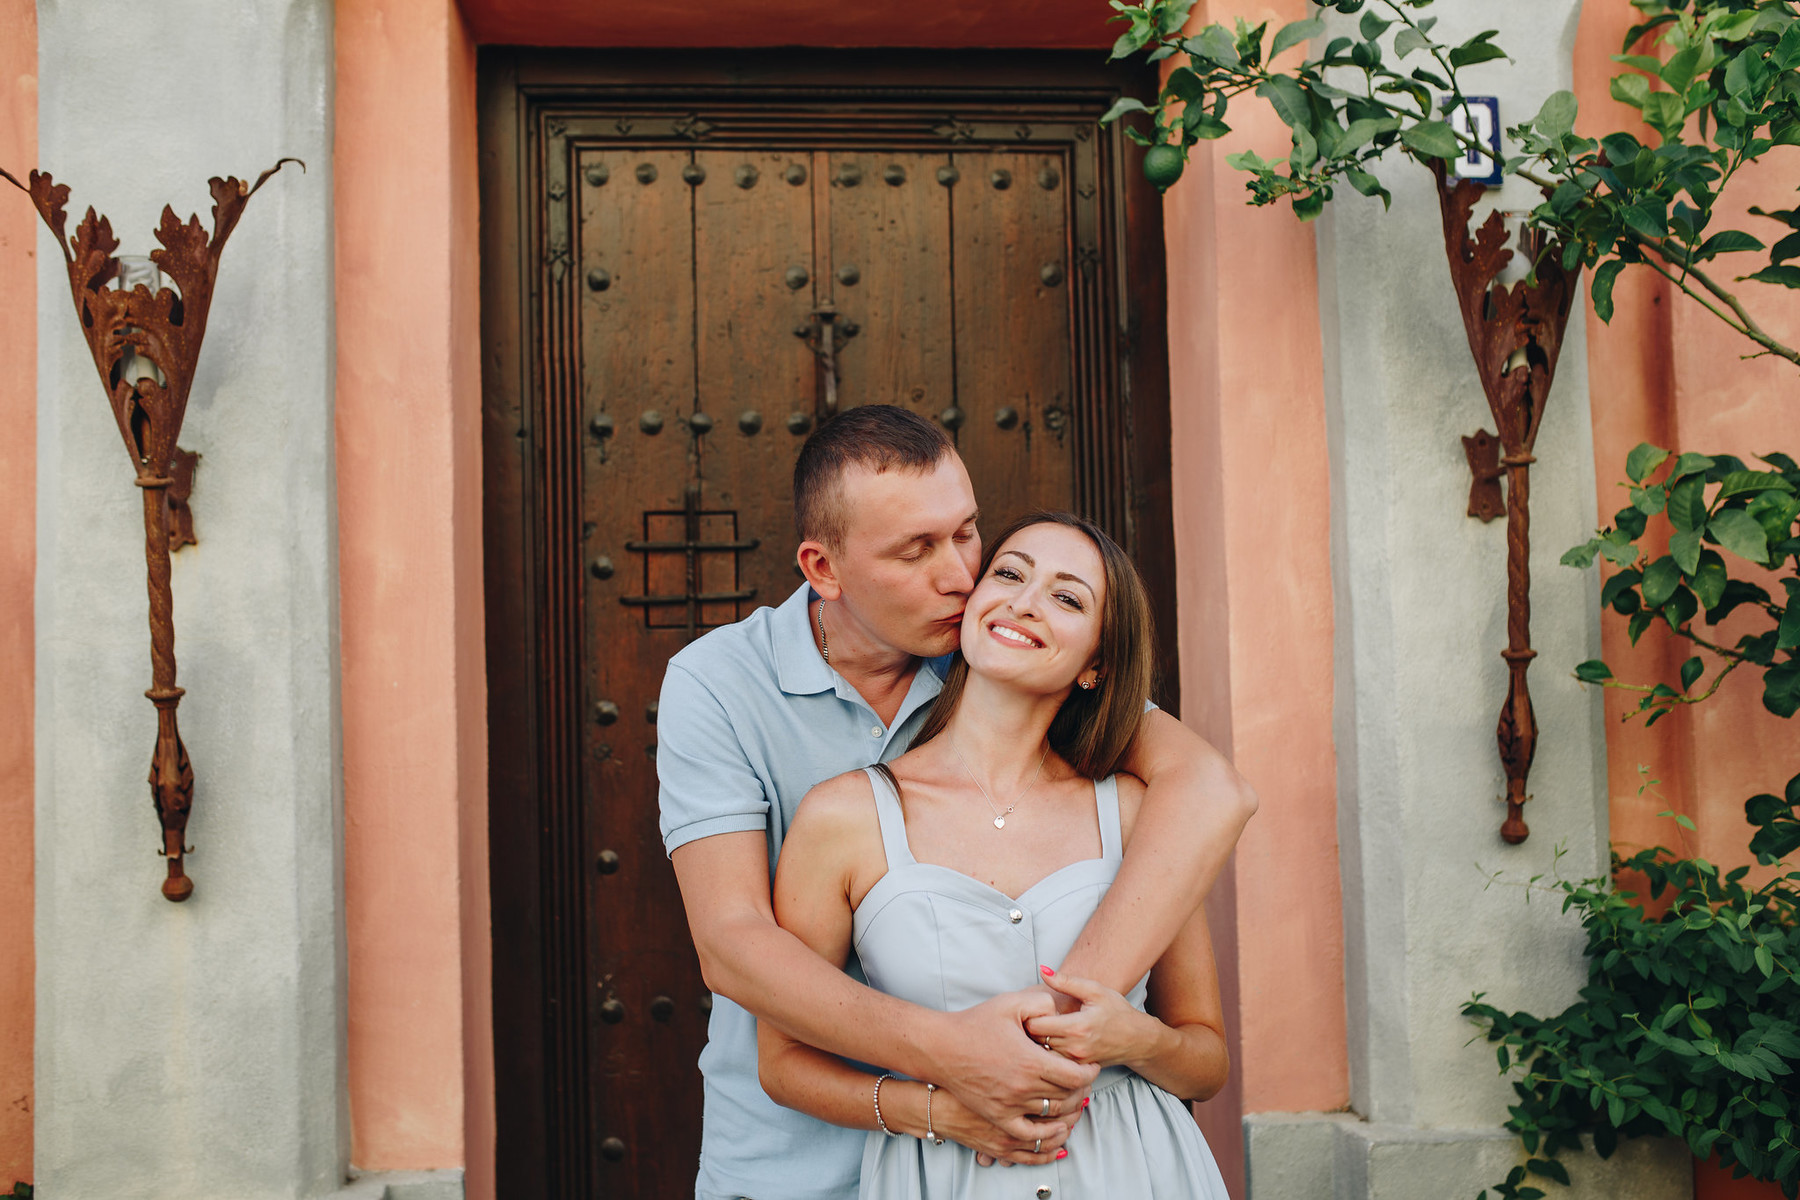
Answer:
[{"xmin": 790, "ymin": 768, "xmax": 883, "ymax": 841}]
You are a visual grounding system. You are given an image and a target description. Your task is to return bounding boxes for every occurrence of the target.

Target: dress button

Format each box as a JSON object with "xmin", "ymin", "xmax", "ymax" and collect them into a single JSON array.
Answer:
[
  {"xmin": 1008, "ymin": 908, "xmax": 1023, "ymax": 924},
  {"xmin": 871, "ymin": 725, "xmax": 883, "ymax": 738},
  {"xmin": 1037, "ymin": 1187, "xmax": 1052, "ymax": 1199}
]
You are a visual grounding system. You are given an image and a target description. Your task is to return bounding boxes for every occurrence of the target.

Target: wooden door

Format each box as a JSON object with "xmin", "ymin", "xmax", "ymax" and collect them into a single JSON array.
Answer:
[{"xmin": 482, "ymin": 50, "xmax": 1176, "ymax": 1199}]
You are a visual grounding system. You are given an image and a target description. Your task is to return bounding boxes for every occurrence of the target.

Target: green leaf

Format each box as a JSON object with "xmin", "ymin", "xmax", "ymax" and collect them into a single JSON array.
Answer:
[
  {"xmin": 1186, "ymin": 112, "xmax": 1232, "ymax": 139},
  {"xmin": 1256, "ymin": 76, "xmax": 1312, "ymax": 131},
  {"xmin": 1660, "ymin": 45, "xmax": 1702, "ymax": 93},
  {"xmin": 1292, "ymin": 190, "xmax": 1325, "ymax": 222},
  {"xmin": 1527, "ymin": 1159, "xmax": 1571, "ymax": 1186},
  {"xmin": 1449, "ymin": 31, "xmax": 1507, "ymax": 69},
  {"xmin": 1680, "ymin": 655, "xmax": 1704, "ymax": 691},
  {"xmin": 1611, "ymin": 73, "xmax": 1651, "ymax": 110},
  {"xmin": 1623, "ymin": 203, "xmax": 1668, "ymax": 239},
  {"xmin": 1670, "ymin": 528, "xmax": 1702, "ymax": 574},
  {"xmin": 1575, "ymin": 659, "xmax": 1614, "ymax": 683},
  {"xmin": 1600, "ymin": 538, "xmax": 1641, "ymax": 568},
  {"xmin": 1225, "ymin": 149, "xmax": 1271, "ymax": 172},
  {"xmin": 1338, "ymin": 118, "xmax": 1384, "ymax": 154},
  {"xmin": 1778, "ymin": 590, "xmax": 1800, "ymax": 650},
  {"xmin": 1592, "ymin": 259, "xmax": 1628, "ymax": 323},
  {"xmin": 1756, "ymin": 943, "xmax": 1775, "ymax": 978},
  {"xmin": 1269, "ymin": 15, "xmax": 1322, "ymax": 60},
  {"xmin": 1763, "ymin": 661, "xmax": 1800, "ymax": 719},
  {"xmin": 1669, "ymin": 452, "xmax": 1716, "ymax": 482},
  {"xmin": 1711, "ymin": 508, "xmax": 1770, "ymax": 564},
  {"xmin": 1393, "ymin": 26, "xmax": 1430, "ymax": 59},
  {"xmin": 1165, "ymin": 67, "xmax": 1206, "ymax": 103},
  {"xmin": 1744, "ymin": 265, "xmax": 1800, "ymax": 288},
  {"xmin": 1345, "ymin": 168, "xmax": 1390, "ymax": 208},
  {"xmin": 1717, "ymin": 469, "xmax": 1796, "ymax": 499},
  {"xmin": 1626, "ymin": 442, "xmax": 1670, "ymax": 484},
  {"xmin": 1534, "ymin": 90, "xmax": 1578, "ymax": 140},
  {"xmin": 1191, "ymin": 23, "xmax": 1242, "ymax": 66},
  {"xmin": 1563, "ymin": 539, "xmax": 1601, "ymax": 569},
  {"xmin": 1401, "ymin": 120, "xmax": 1461, "ymax": 160},
  {"xmin": 1667, "ymin": 477, "xmax": 1708, "ymax": 532},
  {"xmin": 1358, "ymin": 11, "xmax": 1392, "ymax": 41},
  {"xmin": 1102, "ymin": 96, "xmax": 1151, "ymax": 124},
  {"xmin": 1695, "ymin": 230, "xmax": 1766, "ymax": 259},
  {"xmin": 1641, "ymin": 556, "xmax": 1682, "ymax": 607},
  {"xmin": 1693, "ymin": 551, "xmax": 1728, "ymax": 610}
]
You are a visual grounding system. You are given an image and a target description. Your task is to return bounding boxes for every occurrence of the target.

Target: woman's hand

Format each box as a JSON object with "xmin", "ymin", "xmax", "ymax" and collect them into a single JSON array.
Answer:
[
  {"xmin": 1023, "ymin": 966, "xmax": 1170, "ymax": 1071},
  {"xmin": 922, "ymin": 1082, "xmax": 1078, "ymax": 1167}
]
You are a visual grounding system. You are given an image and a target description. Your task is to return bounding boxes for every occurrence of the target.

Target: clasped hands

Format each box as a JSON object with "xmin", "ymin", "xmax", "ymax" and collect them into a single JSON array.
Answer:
[{"xmin": 929, "ymin": 968, "xmax": 1140, "ymax": 1167}]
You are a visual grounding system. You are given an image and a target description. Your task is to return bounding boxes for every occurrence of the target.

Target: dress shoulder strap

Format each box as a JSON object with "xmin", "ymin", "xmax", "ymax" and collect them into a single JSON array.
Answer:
[
  {"xmin": 861, "ymin": 766, "xmax": 917, "ymax": 869},
  {"xmin": 1095, "ymin": 775, "xmax": 1124, "ymax": 862}
]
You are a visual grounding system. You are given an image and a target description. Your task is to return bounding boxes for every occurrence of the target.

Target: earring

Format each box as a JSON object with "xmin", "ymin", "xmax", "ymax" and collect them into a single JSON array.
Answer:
[{"xmin": 1079, "ymin": 678, "xmax": 1097, "ymax": 691}]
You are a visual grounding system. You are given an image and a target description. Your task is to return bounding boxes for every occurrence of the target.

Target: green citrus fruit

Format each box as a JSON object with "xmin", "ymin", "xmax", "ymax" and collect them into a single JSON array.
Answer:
[{"xmin": 1143, "ymin": 143, "xmax": 1186, "ymax": 191}]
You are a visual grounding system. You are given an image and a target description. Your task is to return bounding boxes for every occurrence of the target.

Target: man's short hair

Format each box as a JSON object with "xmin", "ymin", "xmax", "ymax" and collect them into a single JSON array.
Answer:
[{"xmin": 792, "ymin": 405, "xmax": 955, "ymax": 547}]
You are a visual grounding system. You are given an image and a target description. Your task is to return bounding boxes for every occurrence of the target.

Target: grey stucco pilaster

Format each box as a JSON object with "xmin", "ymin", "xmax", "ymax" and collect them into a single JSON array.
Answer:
[
  {"xmin": 33, "ymin": 1, "xmax": 343, "ymax": 1196},
  {"xmin": 1320, "ymin": 0, "xmax": 1604, "ymax": 1127},
  {"xmin": 1249, "ymin": 0, "xmax": 1686, "ymax": 1195}
]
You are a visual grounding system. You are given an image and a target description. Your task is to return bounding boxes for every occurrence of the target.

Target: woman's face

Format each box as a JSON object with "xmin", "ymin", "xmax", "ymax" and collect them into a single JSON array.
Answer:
[{"xmin": 960, "ymin": 522, "xmax": 1107, "ymax": 696}]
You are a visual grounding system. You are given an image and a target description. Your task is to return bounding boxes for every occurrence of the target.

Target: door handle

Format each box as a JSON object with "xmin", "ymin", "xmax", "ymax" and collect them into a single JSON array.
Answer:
[{"xmin": 797, "ymin": 302, "xmax": 860, "ymax": 421}]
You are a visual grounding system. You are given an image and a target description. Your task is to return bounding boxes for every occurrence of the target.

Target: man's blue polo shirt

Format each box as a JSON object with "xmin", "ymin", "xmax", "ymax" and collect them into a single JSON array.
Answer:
[{"xmin": 658, "ymin": 582, "xmax": 950, "ymax": 1200}]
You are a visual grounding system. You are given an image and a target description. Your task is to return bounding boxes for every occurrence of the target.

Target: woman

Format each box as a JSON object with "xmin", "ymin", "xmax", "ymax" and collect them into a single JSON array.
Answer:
[{"xmin": 759, "ymin": 511, "xmax": 1232, "ymax": 1198}]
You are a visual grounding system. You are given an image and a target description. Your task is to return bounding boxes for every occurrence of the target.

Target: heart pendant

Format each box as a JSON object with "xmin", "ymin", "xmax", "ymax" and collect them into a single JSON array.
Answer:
[{"xmin": 993, "ymin": 816, "xmax": 1006, "ymax": 829}]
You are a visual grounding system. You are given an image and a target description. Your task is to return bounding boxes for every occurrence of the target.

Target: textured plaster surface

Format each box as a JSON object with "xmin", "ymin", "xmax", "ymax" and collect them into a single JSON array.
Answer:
[
  {"xmin": 33, "ymin": 1, "xmax": 344, "ymax": 1196},
  {"xmin": 0, "ymin": 0, "xmax": 34, "ymax": 1181},
  {"xmin": 1316, "ymin": 0, "xmax": 1609, "ymax": 1131},
  {"xmin": 334, "ymin": 0, "xmax": 489, "ymax": 1179},
  {"xmin": 1166, "ymin": 10, "xmax": 1348, "ymax": 1187},
  {"xmin": 1247, "ymin": 1114, "xmax": 1691, "ymax": 1200}
]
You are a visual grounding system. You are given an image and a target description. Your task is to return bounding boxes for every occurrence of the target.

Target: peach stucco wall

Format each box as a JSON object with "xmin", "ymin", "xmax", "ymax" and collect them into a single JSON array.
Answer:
[
  {"xmin": 334, "ymin": 0, "xmax": 492, "ymax": 1190},
  {"xmin": 0, "ymin": 0, "xmax": 32, "ymax": 1184},
  {"xmin": 1173, "ymin": 0, "xmax": 1348, "ymax": 1136},
  {"xmin": 1575, "ymin": 5, "xmax": 1800, "ymax": 878},
  {"xmin": 328, "ymin": 2, "xmax": 1343, "ymax": 1194}
]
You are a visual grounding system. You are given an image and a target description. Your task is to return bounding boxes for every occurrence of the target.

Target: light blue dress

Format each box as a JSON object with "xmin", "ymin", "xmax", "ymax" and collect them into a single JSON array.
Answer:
[{"xmin": 853, "ymin": 768, "xmax": 1231, "ymax": 1199}]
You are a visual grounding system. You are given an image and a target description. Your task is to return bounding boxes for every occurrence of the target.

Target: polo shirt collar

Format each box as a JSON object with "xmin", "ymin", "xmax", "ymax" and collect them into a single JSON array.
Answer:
[
  {"xmin": 769, "ymin": 582, "xmax": 951, "ymax": 703},
  {"xmin": 772, "ymin": 582, "xmax": 838, "ymax": 696}
]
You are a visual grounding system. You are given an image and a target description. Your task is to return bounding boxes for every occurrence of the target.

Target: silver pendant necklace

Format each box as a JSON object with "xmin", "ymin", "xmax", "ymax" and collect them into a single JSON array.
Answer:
[{"xmin": 949, "ymin": 737, "xmax": 1051, "ymax": 830}]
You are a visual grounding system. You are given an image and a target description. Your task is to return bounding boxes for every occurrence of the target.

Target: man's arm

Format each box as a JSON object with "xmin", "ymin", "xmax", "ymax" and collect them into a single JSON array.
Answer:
[
  {"xmin": 672, "ymin": 831, "xmax": 1094, "ymax": 1140},
  {"xmin": 1058, "ymin": 709, "xmax": 1257, "ymax": 993}
]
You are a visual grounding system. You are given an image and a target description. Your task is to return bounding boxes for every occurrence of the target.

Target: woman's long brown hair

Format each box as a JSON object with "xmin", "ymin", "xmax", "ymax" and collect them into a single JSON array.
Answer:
[{"xmin": 909, "ymin": 511, "xmax": 1156, "ymax": 780}]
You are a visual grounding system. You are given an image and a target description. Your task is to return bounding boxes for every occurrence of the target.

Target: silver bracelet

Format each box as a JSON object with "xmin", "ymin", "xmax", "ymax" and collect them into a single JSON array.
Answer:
[
  {"xmin": 924, "ymin": 1082, "xmax": 945, "ymax": 1145},
  {"xmin": 873, "ymin": 1073, "xmax": 897, "ymax": 1136}
]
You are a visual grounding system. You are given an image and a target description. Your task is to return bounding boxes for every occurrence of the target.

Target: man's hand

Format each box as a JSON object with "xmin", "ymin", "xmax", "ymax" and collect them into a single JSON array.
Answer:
[{"xmin": 925, "ymin": 988, "xmax": 1098, "ymax": 1141}]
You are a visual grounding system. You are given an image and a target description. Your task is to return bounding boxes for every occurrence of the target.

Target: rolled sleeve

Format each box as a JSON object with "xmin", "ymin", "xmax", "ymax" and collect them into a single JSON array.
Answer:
[{"xmin": 657, "ymin": 663, "xmax": 772, "ymax": 856}]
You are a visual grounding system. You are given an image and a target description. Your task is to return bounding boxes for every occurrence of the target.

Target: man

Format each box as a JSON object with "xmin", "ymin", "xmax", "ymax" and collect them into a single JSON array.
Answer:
[{"xmin": 658, "ymin": 405, "xmax": 1256, "ymax": 1200}]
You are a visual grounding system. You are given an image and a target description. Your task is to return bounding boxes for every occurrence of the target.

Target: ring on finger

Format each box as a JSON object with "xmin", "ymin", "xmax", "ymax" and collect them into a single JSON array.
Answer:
[
  {"xmin": 1034, "ymin": 1138, "xmax": 1042, "ymax": 1154},
  {"xmin": 1039, "ymin": 1097, "xmax": 1052, "ymax": 1118}
]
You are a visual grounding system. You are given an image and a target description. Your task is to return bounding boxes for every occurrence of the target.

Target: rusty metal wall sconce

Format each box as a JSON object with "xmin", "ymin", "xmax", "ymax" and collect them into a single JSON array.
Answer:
[
  {"xmin": 1431, "ymin": 162, "xmax": 1578, "ymax": 845},
  {"xmin": 4, "ymin": 159, "xmax": 299, "ymax": 900}
]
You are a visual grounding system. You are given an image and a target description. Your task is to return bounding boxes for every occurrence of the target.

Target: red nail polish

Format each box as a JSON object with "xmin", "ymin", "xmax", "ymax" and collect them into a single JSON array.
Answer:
[
  {"xmin": 1056, "ymin": 1148, "xmax": 1068, "ymax": 1160},
  {"xmin": 1040, "ymin": 965, "xmax": 1055, "ymax": 977},
  {"xmin": 1081, "ymin": 1097, "xmax": 1090, "ymax": 1109}
]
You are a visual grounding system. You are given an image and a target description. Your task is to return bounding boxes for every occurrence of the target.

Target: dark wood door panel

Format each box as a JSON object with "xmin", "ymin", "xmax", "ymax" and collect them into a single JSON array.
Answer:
[{"xmin": 483, "ymin": 49, "xmax": 1174, "ymax": 1199}]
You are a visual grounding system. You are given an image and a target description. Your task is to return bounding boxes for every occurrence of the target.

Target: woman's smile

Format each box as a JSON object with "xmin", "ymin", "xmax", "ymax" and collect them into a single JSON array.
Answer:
[{"xmin": 986, "ymin": 620, "xmax": 1043, "ymax": 648}]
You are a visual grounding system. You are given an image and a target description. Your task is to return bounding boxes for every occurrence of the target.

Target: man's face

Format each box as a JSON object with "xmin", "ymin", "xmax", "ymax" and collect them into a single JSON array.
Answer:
[{"xmin": 826, "ymin": 453, "xmax": 982, "ymax": 660}]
